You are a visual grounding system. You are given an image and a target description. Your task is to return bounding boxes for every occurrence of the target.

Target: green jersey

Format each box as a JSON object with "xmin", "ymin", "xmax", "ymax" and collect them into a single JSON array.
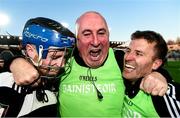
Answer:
[
  {"xmin": 58, "ymin": 48, "xmax": 125, "ymax": 117},
  {"xmin": 122, "ymin": 90, "xmax": 159, "ymax": 117}
]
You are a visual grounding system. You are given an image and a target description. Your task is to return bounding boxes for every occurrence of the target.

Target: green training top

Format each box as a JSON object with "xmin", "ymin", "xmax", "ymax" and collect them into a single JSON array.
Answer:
[
  {"xmin": 122, "ymin": 90, "xmax": 159, "ymax": 117},
  {"xmin": 58, "ymin": 48, "xmax": 125, "ymax": 117}
]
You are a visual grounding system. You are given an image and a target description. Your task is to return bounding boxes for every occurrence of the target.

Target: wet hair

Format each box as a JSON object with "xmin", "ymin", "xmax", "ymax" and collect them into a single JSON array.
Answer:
[{"xmin": 131, "ymin": 30, "xmax": 168, "ymax": 64}]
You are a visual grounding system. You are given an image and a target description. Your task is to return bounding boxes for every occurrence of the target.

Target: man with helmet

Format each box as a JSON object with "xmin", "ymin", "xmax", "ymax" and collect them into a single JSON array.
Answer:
[{"xmin": 0, "ymin": 17, "xmax": 75, "ymax": 117}]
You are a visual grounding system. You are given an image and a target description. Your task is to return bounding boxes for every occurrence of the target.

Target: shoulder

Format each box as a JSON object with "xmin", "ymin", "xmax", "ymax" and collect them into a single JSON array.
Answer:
[{"xmin": 166, "ymin": 82, "xmax": 180, "ymax": 101}]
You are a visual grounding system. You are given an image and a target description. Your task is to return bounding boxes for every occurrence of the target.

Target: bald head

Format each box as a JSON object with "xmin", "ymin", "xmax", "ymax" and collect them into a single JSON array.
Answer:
[{"xmin": 75, "ymin": 11, "xmax": 109, "ymax": 38}]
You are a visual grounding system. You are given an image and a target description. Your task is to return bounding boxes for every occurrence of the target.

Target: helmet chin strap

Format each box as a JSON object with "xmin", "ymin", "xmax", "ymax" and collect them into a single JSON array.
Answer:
[
  {"xmin": 28, "ymin": 45, "xmax": 43, "ymax": 67},
  {"xmin": 38, "ymin": 45, "xmax": 44, "ymax": 64},
  {"xmin": 29, "ymin": 57, "xmax": 42, "ymax": 67}
]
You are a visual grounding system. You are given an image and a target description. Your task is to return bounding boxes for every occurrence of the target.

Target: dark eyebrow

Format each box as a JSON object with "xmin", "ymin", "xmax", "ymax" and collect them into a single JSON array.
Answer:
[
  {"xmin": 135, "ymin": 50, "xmax": 144, "ymax": 54},
  {"xmin": 125, "ymin": 47, "xmax": 130, "ymax": 51}
]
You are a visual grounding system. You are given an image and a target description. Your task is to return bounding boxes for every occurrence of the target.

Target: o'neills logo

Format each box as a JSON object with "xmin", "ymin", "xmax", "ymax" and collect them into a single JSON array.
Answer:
[
  {"xmin": 79, "ymin": 75, "xmax": 97, "ymax": 82},
  {"xmin": 24, "ymin": 30, "xmax": 48, "ymax": 42}
]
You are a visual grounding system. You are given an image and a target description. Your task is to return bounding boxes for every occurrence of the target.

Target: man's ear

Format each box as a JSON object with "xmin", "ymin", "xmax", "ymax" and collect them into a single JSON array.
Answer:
[
  {"xmin": 26, "ymin": 44, "xmax": 38, "ymax": 62},
  {"xmin": 152, "ymin": 59, "xmax": 163, "ymax": 70}
]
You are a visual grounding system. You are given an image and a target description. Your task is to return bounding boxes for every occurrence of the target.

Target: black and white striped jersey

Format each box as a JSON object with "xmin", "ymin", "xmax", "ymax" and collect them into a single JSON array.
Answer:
[
  {"xmin": 152, "ymin": 82, "xmax": 180, "ymax": 117},
  {"xmin": 0, "ymin": 72, "xmax": 57, "ymax": 117}
]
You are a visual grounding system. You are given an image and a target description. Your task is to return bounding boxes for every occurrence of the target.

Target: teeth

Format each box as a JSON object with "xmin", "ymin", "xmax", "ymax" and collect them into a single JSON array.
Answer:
[{"xmin": 125, "ymin": 64, "xmax": 135, "ymax": 69}]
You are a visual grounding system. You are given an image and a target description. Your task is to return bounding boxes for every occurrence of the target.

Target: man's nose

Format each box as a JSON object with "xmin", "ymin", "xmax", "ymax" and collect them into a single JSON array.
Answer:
[
  {"xmin": 92, "ymin": 34, "xmax": 100, "ymax": 46},
  {"xmin": 125, "ymin": 52, "xmax": 135, "ymax": 61},
  {"xmin": 51, "ymin": 59, "xmax": 64, "ymax": 67}
]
